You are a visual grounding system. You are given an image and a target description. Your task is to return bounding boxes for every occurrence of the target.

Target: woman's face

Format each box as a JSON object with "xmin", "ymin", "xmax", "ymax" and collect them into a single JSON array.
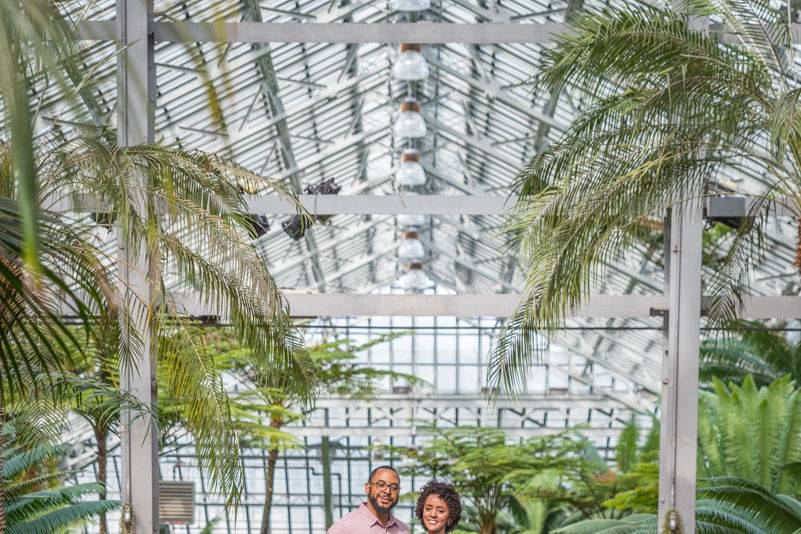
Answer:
[{"xmin": 422, "ymin": 493, "xmax": 450, "ymax": 533}]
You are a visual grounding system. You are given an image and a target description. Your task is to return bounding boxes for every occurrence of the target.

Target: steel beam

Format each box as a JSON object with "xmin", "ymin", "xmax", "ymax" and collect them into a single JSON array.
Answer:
[
  {"xmin": 172, "ymin": 293, "xmax": 668, "ymax": 318},
  {"xmin": 313, "ymin": 394, "xmax": 635, "ymax": 410},
  {"xmin": 240, "ymin": 0, "xmax": 331, "ymax": 293},
  {"xmin": 247, "ymin": 193, "xmax": 515, "ymax": 215},
  {"xmin": 658, "ymin": 201, "xmax": 703, "ymax": 533},
  {"xmin": 282, "ymin": 425, "xmax": 622, "ymax": 439},
  {"xmin": 77, "ymin": 20, "xmax": 567, "ymax": 44},
  {"xmin": 71, "ymin": 192, "xmax": 796, "ymax": 218},
  {"xmin": 161, "ymin": 21, "xmax": 566, "ymax": 44},
  {"xmin": 117, "ymin": 0, "xmax": 158, "ymax": 532},
  {"xmin": 75, "ymin": 20, "xmax": 801, "ymax": 46}
]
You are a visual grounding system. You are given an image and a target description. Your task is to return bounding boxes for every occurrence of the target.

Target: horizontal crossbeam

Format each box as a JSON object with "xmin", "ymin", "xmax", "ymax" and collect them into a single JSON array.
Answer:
[
  {"xmin": 77, "ymin": 21, "xmax": 567, "ymax": 44},
  {"xmin": 171, "ymin": 293, "xmax": 801, "ymax": 318},
  {"xmin": 248, "ymin": 193, "xmax": 515, "ymax": 215},
  {"xmin": 70, "ymin": 193, "xmax": 795, "ymax": 217}
]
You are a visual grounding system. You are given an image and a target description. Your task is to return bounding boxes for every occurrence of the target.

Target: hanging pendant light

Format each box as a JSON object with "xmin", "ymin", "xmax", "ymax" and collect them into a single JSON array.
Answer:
[
  {"xmin": 400, "ymin": 263, "xmax": 430, "ymax": 290},
  {"xmin": 393, "ymin": 44, "xmax": 429, "ymax": 81},
  {"xmin": 390, "ymin": 0, "xmax": 430, "ymax": 11},
  {"xmin": 397, "ymin": 214, "xmax": 426, "ymax": 228},
  {"xmin": 398, "ymin": 231, "xmax": 425, "ymax": 262},
  {"xmin": 394, "ymin": 99, "xmax": 427, "ymax": 139},
  {"xmin": 395, "ymin": 149, "xmax": 426, "ymax": 187}
]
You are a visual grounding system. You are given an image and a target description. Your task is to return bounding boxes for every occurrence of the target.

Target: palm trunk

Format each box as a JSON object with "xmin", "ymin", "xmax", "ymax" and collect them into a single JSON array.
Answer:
[
  {"xmin": 259, "ymin": 417, "xmax": 282, "ymax": 534},
  {"xmin": 479, "ymin": 514, "xmax": 496, "ymax": 534},
  {"xmin": 94, "ymin": 425, "xmax": 108, "ymax": 534},
  {"xmin": 0, "ymin": 386, "xmax": 6, "ymax": 534}
]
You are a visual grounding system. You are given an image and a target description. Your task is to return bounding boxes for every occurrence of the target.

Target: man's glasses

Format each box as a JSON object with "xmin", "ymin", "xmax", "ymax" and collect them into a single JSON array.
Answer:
[{"xmin": 369, "ymin": 481, "xmax": 401, "ymax": 493}]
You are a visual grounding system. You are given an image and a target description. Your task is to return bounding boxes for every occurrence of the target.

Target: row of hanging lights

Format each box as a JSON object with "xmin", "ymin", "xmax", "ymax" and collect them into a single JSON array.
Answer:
[{"xmin": 391, "ymin": 0, "xmax": 431, "ymax": 290}]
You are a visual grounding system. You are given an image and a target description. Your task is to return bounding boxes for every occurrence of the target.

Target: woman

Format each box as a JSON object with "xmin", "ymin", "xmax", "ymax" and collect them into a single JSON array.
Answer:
[{"xmin": 415, "ymin": 480, "xmax": 462, "ymax": 534}]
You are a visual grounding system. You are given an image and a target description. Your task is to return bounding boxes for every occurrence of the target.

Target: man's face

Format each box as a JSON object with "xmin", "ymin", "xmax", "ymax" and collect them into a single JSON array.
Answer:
[{"xmin": 365, "ymin": 468, "xmax": 401, "ymax": 514}]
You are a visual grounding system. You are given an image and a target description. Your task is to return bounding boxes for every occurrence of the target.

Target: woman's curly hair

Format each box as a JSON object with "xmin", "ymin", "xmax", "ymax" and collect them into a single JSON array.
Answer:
[{"xmin": 415, "ymin": 480, "xmax": 462, "ymax": 533}]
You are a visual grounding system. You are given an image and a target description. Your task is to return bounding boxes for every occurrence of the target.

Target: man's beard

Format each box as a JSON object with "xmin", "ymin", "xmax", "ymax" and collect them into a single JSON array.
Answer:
[{"xmin": 369, "ymin": 492, "xmax": 397, "ymax": 514}]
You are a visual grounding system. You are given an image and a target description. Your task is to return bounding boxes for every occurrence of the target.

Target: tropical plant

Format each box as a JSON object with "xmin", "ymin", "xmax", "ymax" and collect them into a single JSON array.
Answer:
[
  {"xmin": 700, "ymin": 320, "xmax": 801, "ymax": 387},
  {"xmin": 0, "ymin": 0, "xmax": 84, "ymax": 272},
  {"xmin": 698, "ymin": 374, "xmax": 801, "ymax": 492},
  {"xmin": 214, "ymin": 332, "xmax": 421, "ymax": 534},
  {"xmin": 0, "ymin": 140, "xmax": 115, "ymax": 532},
  {"xmin": 389, "ymin": 427, "xmax": 612, "ymax": 534},
  {"xmin": 3, "ymin": 0, "xmax": 312, "ymax": 520},
  {"xmin": 489, "ymin": 0, "xmax": 801, "ymax": 391},
  {"xmin": 561, "ymin": 374, "xmax": 801, "ymax": 532},
  {"xmin": 1, "ymin": 415, "xmax": 119, "ymax": 534},
  {"xmin": 555, "ymin": 478, "xmax": 801, "ymax": 533}
]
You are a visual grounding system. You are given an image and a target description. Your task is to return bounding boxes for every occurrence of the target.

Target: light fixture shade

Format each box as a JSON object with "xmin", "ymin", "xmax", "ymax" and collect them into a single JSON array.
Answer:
[
  {"xmin": 395, "ymin": 150, "xmax": 426, "ymax": 187},
  {"xmin": 398, "ymin": 232, "xmax": 425, "ymax": 262},
  {"xmin": 397, "ymin": 214, "xmax": 426, "ymax": 228},
  {"xmin": 390, "ymin": 0, "xmax": 430, "ymax": 11},
  {"xmin": 393, "ymin": 44, "xmax": 429, "ymax": 80},
  {"xmin": 400, "ymin": 266, "xmax": 430, "ymax": 290},
  {"xmin": 394, "ymin": 100, "xmax": 427, "ymax": 139}
]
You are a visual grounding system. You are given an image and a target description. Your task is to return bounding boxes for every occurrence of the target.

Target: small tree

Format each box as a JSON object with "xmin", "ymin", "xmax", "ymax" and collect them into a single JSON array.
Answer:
[{"xmin": 214, "ymin": 333, "xmax": 422, "ymax": 534}]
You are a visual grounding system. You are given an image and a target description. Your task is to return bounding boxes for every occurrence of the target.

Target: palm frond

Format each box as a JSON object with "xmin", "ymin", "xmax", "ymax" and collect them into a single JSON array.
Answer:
[{"xmin": 492, "ymin": 1, "xmax": 798, "ymax": 390}]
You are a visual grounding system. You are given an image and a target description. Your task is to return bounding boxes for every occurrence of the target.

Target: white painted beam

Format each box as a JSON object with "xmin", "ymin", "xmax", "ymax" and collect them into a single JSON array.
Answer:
[
  {"xmin": 77, "ymin": 20, "xmax": 567, "ymax": 43},
  {"xmin": 314, "ymin": 394, "xmax": 634, "ymax": 410},
  {"xmin": 247, "ymin": 193, "xmax": 516, "ymax": 215},
  {"xmin": 171, "ymin": 293, "xmax": 668, "ymax": 318},
  {"xmin": 282, "ymin": 425, "xmax": 623, "ymax": 439},
  {"xmin": 170, "ymin": 292, "xmax": 801, "ymax": 318}
]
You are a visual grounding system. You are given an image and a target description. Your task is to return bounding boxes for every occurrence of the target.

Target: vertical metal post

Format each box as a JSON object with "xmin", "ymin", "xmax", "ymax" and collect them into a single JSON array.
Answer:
[
  {"xmin": 658, "ymin": 197, "xmax": 703, "ymax": 534},
  {"xmin": 117, "ymin": 0, "xmax": 158, "ymax": 532},
  {"xmin": 322, "ymin": 436, "xmax": 334, "ymax": 528}
]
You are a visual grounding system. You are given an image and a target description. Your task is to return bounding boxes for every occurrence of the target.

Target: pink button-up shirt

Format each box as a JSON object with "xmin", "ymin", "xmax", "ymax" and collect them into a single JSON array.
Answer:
[{"xmin": 327, "ymin": 502, "xmax": 411, "ymax": 534}]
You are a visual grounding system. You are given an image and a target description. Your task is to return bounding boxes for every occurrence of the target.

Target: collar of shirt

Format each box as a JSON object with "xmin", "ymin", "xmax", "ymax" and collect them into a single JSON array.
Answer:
[{"xmin": 358, "ymin": 502, "xmax": 398, "ymax": 528}]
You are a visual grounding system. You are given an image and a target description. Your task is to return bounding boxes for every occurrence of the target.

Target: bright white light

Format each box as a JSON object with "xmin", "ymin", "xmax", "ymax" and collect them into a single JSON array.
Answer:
[
  {"xmin": 400, "ymin": 267, "xmax": 430, "ymax": 290},
  {"xmin": 397, "ymin": 214, "xmax": 426, "ymax": 227},
  {"xmin": 398, "ymin": 236, "xmax": 425, "ymax": 262},
  {"xmin": 393, "ymin": 45, "xmax": 429, "ymax": 81},
  {"xmin": 390, "ymin": 0, "xmax": 430, "ymax": 11},
  {"xmin": 395, "ymin": 100, "xmax": 427, "ymax": 139},
  {"xmin": 395, "ymin": 150, "xmax": 426, "ymax": 187}
]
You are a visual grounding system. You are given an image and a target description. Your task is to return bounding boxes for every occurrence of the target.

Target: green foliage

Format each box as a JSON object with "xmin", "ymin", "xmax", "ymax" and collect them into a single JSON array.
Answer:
[
  {"xmin": 565, "ymin": 374, "xmax": 801, "ymax": 531},
  {"xmin": 0, "ymin": 1, "xmax": 81, "ymax": 273},
  {"xmin": 215, "ymin": 332, "xmax": 423, "ymax": 422},
  {"xmin": 697, "ymin": 375, "xmax": 801, "ymax": 493},
  {"xmin": 490, "ymin": 0, "xmax": 801, "ymax": 392},
  {"xmin": 557, "ymin": 481, "xmax": 801, "ymax": 533},
  {"xmin": 2, "ymin": 439, "xmax": 118, "ymax": 534},
  {"xmin": 601, "ymin": 420, "xmax": 660, "ymax": 514},
  {"xmin": 389, "ymin": 428, "xmax": 612, "ymax": 534},
  {"xmin": 700, "ymin": 321, "xmax": 801, "ymax": 387}
]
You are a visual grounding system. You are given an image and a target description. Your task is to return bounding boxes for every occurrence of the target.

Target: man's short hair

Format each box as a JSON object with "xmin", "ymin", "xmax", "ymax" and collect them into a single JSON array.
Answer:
[{"xmin": 368, "ymin": 465, "xmax": 399, "ymax": 483}]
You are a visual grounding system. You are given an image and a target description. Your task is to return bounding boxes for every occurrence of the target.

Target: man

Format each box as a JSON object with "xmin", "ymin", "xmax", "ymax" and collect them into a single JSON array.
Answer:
[{"xmin": 327, "ymin": 465, "xmax": 411, "ymax": 533}]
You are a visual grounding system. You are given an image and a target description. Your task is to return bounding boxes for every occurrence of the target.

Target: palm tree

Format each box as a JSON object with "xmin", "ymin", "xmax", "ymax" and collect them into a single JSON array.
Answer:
[
  {"xmin": 3, "ymin": 443, "xmax": 119, "ymax": 534},
  {"xmin": 700, "ymin": 320, "xmax": 801, "ymax": 386},
  {"xmin": 489, "ymin": 0, "xmax": 801, "ymax": 390},
  {"xmin": 33, "ymin": 120, "xmax": 314, "ymax": 503},
  {"xmin": 0, "ymin": 145, "xmax": 115, "ymax": 532},
  {"xmin": 0, "ymin": 1, "xmax": 84, "ymax": 274},
  {"xmin": 3, "ymin": 0, "xmax": 312, "ymax": 518}
]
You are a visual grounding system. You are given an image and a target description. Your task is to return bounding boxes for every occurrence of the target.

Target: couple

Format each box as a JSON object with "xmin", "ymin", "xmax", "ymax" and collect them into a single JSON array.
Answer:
[{"xmin": 327, "ymin": 465, "xmax": 460, "ymax": 534}]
